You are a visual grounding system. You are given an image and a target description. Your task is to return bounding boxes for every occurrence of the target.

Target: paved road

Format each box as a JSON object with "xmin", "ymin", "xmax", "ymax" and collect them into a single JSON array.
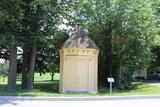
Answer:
[{"xmin": 0, "ymin": 95, "xmax": 160, "ymax": 107}]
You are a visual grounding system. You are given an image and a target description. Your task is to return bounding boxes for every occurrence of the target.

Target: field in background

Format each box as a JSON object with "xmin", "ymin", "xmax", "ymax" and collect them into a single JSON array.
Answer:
[
  {"xmin": 0, "ymin": 73, "xmax": 60, "ymax": 84},
  {"xmin": 34, "ymin": 73, "xmax": 60, "ymax": 81}
]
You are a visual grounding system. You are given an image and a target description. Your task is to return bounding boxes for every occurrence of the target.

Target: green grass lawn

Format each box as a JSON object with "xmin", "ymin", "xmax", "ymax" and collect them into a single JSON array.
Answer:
[
  {"xmin": 0, "ymin": 73, "xmax": 160, "ymax": 97},
  {"xmin": 99, "ymin": 82, "xmax": 160, "ymax": 96}
]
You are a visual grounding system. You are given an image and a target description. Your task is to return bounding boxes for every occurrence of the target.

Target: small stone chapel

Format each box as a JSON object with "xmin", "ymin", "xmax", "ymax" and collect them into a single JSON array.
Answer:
[{"xmin": 59, "ymin": 26, "xmax": 99, "ymax": 94}]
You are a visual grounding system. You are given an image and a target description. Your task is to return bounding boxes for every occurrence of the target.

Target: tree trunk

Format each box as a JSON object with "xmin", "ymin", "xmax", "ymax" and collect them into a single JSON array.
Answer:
[
  {"xmin": 98, "ymin": 55, "xmax": 107, "ymax": 87},
  {"xmin": 98, "ymin": 22, "xmax": 113, "ymax": 87},
  {"xmin": 51, "ymin": 72, "xmax": 55, "ymax": 81},
  {"xmin": 116, "ymin": 57, "xmax": 123, "ymax": 86},
  {"xmin": 107, "ymin": 22, "xmax": 113, "ymax": 77},
  {"xmin": 27, "ymin": 43, "xmax": 37, "ymax": 90},
  {"xmin": 21, "ymin": 47, "xmax": 30, "ymax": 89},
  {"xmin": 7, "ymin": 46, "xmax": 17, "ymax": 91}
]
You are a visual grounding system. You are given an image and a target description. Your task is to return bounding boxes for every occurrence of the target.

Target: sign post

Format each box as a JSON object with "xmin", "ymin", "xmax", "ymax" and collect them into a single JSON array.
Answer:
[{"xmin": 107, "ymin": 77, "xmax": 115, "ymax": 94}]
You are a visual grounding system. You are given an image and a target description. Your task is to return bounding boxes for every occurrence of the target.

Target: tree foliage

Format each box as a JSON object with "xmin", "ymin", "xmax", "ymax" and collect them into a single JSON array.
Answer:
[
  {"xmin": 0, "ymin": 0, "xmax": 66, "ymax": 90},
  {"xmin": 66, "ymin": 0, "xmax": 159, "ymax": 88}
]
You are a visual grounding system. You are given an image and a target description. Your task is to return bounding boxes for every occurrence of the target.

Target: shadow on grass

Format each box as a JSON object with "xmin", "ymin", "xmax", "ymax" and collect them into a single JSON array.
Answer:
[
  {"xmin": 0, "ymin": 80, "xmax": 59, "ymax": 96},
  {"xmin": 98, "ymin": 82, "xmax": 144, "ymax": 95},
  {"xmin": 0, "ymin": 81, "xmax": 150, "ymax": 97},
  {"xmin": 34, "ymin": 80, "xmax": 59, "ymax": 93}
]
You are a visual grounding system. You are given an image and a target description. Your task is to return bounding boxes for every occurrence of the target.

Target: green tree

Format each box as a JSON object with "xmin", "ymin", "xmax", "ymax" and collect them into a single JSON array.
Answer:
[
  {"xmin": 19, "ymin": 0, "xmax": 64, "ymax": 90},
  {"xmin": 148, "ymin": 3, "xmax": 160, "ymax": 72},
  {"xmin": 67, "ymin": 0, "xmax": 158, "ymax": 88},
  {"xmin": 0, "ymin": 0, "xmax": 23, "ymax": 91},
  {"xmin": 36, "ymin": 31, "xmax": 67, "ymax": 80},
  {"xmin": 0, "ymin": 0, "xmax": 65, "ymax": 90}
]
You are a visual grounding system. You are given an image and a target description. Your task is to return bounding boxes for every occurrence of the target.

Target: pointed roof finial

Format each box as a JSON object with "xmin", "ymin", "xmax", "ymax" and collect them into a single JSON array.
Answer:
[{"xmin": 61, "ymin": 25, "xmax": 98, "ymax": 49}]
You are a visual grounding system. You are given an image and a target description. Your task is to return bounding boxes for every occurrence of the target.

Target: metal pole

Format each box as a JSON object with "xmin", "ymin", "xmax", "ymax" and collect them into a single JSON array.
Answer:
[{"xmin": 110, "ymin": 82, "xmax": 112, "ymax": 94}]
